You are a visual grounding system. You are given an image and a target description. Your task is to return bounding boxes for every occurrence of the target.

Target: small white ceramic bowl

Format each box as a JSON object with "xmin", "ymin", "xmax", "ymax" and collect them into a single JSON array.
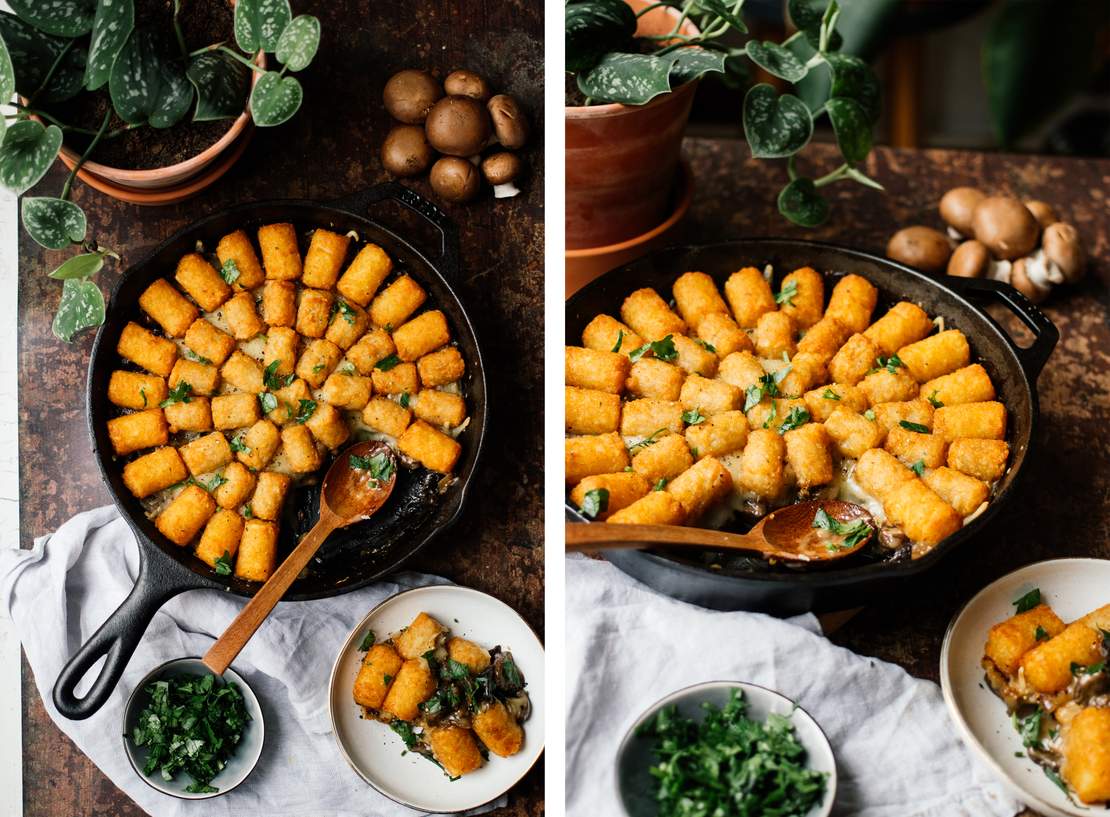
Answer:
[
  {"xmin": 941, "ymin": 557, "xmax": 1110, "ymax": 817},
  {"xmin": 122, "ymin": 657, "xmax": 265, "ymax": 799},
  {"xmin": 328, "ymin": 584, "xmax": 546, "ymax": 813},
  {"xmin": 616, "ymin": 680, "xmax": 837, "ymax": 817}
]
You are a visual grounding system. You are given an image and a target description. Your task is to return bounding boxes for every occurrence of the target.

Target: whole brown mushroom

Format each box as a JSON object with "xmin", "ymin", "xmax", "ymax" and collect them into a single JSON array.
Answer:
[
  {"xmin": 482, "ymin": 152, "xmax": 523, "ymax": 198},
  {"xmin": 939, "ymin": 187, "xmax": 985, "ymax": 236},
  {"xmin": 380, "ymin": 125, "xmax": 434, "ymax": 178},
  {"xmin": 444, "ymin": 70, "xmax": 492, "ymax": 101},
  {"xmin": 430, "ymin": 156, "xmax": 481, "ymax": 203},
  {"xmin": 425, "ymin": 96, "xmax": 492, "ymax": 157},
  {"xmin": 947, "ymin": 239, "xmax": 990, "ymax": 279},
  {"xmin": 1042, "ymin": 222, "xmax": 1086, "ymax": 283},
  {"xmin": 971, "ymin": 196, "xmax": 1039, "ymax": 260},
  {"xmin": 488, "ymin": 94, "xmax": 529, "ymax": 150},
  {"xmin": 887, "ymin": 226, "xmax": 953, "ymax": 274},
  {"xmin": 1010, "ymin": 258, "xmax": 1049, "ymax": 304},
  {"xmin": 1024, "ymin": 200, "xmax": 1059, "ymax": 230},
  {"xmin": 383, "ymin": 69, "xmax": 443, "ymax": 124}
]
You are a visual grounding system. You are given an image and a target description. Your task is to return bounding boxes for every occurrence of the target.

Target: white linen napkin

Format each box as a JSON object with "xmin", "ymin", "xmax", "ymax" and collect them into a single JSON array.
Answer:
[
  {"xmin": 0, "ymin": 505, "xmax": 505, "ymax": 817},
  {"xmin": 566, "ymin": 556, "xmax": 1021, "ymax": 817}
]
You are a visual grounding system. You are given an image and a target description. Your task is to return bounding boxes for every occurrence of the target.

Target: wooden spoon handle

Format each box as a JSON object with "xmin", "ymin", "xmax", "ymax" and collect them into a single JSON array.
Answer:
[
  {"xmin": 203, "ymin": 512, "xmax": 339, "ymax": 676},
  {"xmin": 565, "ymin": 521, "xmax": 768, "ymax": 555}
]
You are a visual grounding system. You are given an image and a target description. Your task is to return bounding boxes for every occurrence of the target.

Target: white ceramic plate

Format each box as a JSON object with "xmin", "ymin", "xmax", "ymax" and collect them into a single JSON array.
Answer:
[
  {"xmin": 328, "ymin": 585, "xmax": 545, "ymax": 812},
  {"xmin": 940, "ymin": 558, "xmax": 1110, "ymax": 817},
  {"xmin": 616, "ymin": 681, "xmax": 836, "ymax": 817}
]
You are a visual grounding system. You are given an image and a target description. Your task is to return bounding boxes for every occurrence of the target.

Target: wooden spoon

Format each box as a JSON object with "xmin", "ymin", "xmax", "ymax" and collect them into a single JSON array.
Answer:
[
  {"xmin": 203, "ymin": 440, "xmax": 398, "ymax": 675},
  {"xmin": 566, "ymin": 499, "xmax": 875, "ymax": 563}
]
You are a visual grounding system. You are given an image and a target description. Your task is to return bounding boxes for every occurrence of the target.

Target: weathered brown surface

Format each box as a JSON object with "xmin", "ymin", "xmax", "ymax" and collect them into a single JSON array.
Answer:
[
  {"xmin": 16, "ymin": 2, "xmax": 543, "ymax": 815},
  {"xmin": 678, "ymin": 138, "xmax": 1110, "ymax": 817}
]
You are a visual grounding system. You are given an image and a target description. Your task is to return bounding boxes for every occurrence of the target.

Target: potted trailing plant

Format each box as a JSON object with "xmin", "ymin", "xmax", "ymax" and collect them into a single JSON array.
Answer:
[
  {"xmin": 0, "ymin": 0, "xmax": 320, "ymax": 341},
  {"xmin": 566, "ymin": 0, "xmax": 884, "ymax": 248}
]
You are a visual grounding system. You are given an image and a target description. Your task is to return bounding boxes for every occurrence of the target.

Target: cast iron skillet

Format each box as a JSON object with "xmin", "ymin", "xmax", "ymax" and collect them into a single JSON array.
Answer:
[
  {"xmin": 54, "ymin": 182, "xmax": 487, "ymax": 719},
  {"xmin": 565, "ymin": 239, "xmax": 1057, "ymax": 615}
]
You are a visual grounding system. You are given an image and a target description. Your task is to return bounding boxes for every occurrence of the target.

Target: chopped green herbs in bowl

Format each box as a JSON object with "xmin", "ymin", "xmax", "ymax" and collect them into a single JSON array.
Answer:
[{"xmin": 617, "ymin": 681, "xmax": 835, "ymax": 817}]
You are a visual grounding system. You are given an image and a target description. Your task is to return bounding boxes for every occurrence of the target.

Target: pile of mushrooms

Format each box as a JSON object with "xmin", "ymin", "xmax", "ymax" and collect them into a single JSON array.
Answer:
[
  {"xmin": 380, "ymin": 68, "xmax": 530, "ymax": 204},
  {"xmin": 886, "ymin": 188, "xmax": 1087, "ymax": 303}
]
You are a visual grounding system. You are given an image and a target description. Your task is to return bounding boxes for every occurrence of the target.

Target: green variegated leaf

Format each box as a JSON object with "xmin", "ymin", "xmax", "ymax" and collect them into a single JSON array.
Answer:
[
  {"xmin": 84, "ymin": 0, "xmax": 134, "ymax": 90},
  {"xmin": 52, "ymin": 276, "xmax": 105, "ymax": 342},
  {"xmin": 187, "ymin": 50, "xmax": 249, "ymax": 121},
  {"xmin": 691, "ymin": 0, "xmax": 747, "ymax": 34},
  {"xmin": 788, "ymin": 0, "xmax": 841, "ymax": 51},
  {"xmin": 0, "ymin": 120, "xmax": 62, "ymax": 194},
  {"xmin": 49, "ymin": 251, "xmax": 104, "ymax": 279},
  {"xmin": 275, "ymin": 14, "xmax": 319, "ymax": 72},
  {"xmin": 234, "ymin": 0, "xmax": 291, "ymax": 52},
  {"xmin": 22, "ymin": 197, "xmax": 86, "ymax": 249},
  {"xmin": 825, "ymin": 96, "xmax": 871, "ymax": 163},
  {"xmin": 576, "ymin": 52, "xmax": 674, "ymax": 106},
  {"xmin": 565, "ymin": 0, "xmax": 635, "ymax": 73},
  {"xmin": 826, "ymin": 52, "xmax": 880, "ymax": 124},
  {"xmin": 110, "ymin": 28, "xmax": 194, "ymax": 128},
  {"xmin": 0, "ymin": 25, "xmax": 14, "ymax": 101},
  {"xmin": 0, "ymin": 11, "xmax": 87, "ymax": 102},
  {"xmin": 778, "ymin": 178, "xmax": 829, "ymax": 227},
  {"xmin": 249, "ymin": 70, "xmax": 301, "ymax": 126},
  {"xmin": 745, "ymin": 41, "xmax": 808, "ymax": 82},
  {"xmin": 8, "ymin": 0, "xmax": 95, "ymax": 37},
  {"xmin": 742, "ymin": 83, "xmax": 813, "ymax": 159},
  {"xmin": 669, "ymin": 47, "xmax": 727, "ymax": 86}
]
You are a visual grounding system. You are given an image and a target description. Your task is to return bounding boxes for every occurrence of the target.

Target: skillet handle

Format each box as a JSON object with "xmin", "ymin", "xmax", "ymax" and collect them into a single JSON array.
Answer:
[
  {"xmin": 52, "ymin": 545, "xmax": 195, "ymax": 720},
  {"xmin": 943, "ymin": 276, "xmax": 1059, "ymax": 381},
  {"xmin": 329, "ymin": 182, "xmax": 461, "ymax": 281}
]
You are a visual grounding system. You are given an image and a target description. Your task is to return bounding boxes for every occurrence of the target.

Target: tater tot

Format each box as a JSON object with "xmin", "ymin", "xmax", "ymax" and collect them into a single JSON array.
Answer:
[
  {"xmin": 258, "ymin": 222, "xmax": 302, "ymax": 281},
  {"xmin": 371, "ymin": 361, "xmax": 419, "ymax": 396},
  {"xmin": 221, "ymin": 351, "xmax": 264, "ymax": 393},
  {"xmin": 295, "ymin": 338, "xmax": 343, "ymax": 387},
  {"xmin": 413, "ymin": 388, "xmax": 466, "ymax": 429},
  {"xmin": 108, "ymin": 370, "xmax": 167, "ymax": 410},
  {"xmin": 944, "ymin": 438, "xmax": 1008, "ymax": 483},
  {"xmin": 353, "ymin": 643, "xmax": 403, "ymax": 709},
  {"xmin": 666, "ymin": 456, "xmax": 731, "ymax": 520},
  {"xmin": 211, "ymin": 393, "xmax": 261, "ymax": 430},
  {"xmin": 301, "ymin": 228, "xmax": 350, "ymax": 289},
  {"xmin": 304, "ymin": 401, "xmax": 350, "ymax": 450},
  {"xmin": 565, "ymin": 432, "xmax": 629, "ymax": 484},
  {"xmin": 859, "ymin": 367, "xmax": 920, "ymax": 406},
  {"xmin": 175, "ymin": 253, "xmax": 231, "ymax": 312},
  {"xmin": 123, "ymin": 447, "xmax": 187, "ymax": 499},
  {"xmin": 281, "ymin": 424, "xmax": 322, "ymax": 472},
  {"xmin": 370, "ymin": 275, "xmax": 427, "ymax": 329},
  {"xmin": 827, "ymin": 333, "xmax": 878, "ymax": 386},
  {"xmin": 108, "ymin": 409, "xmax": 169, "ymax": 455},
  {"xmin": 213, "ymin": 461, "xmax": 256, "ymax": 510},
  {"xmin": 784, "ymin": 423, "xmax": 833, "ymax": 489},
  {"xmin": 802, "ymin": 383, "xmax": 868, "ymax": 422},
  {"xmin": 736, "ymin": 428, "xmax": 786, "ymax": 499},
  {"xmin": 397, "ymin": 419, "xmax": 462, "ymax": 473},
  {"xmin": 393, "ymin": 310, "xmax": 450, "ymax": 361},
  {"xmin": 184, "ymin": 318, "xmax": 235, "ymax": 365},
  {"xmin": 620, "ymin": 399, "xmax": 684, "ymax": 437},
  {"xmin": 626, "ymin": 358, "xmax": 684, "ymax": 401},
  {"xmin": 155, "ymin": 484, "xmax": 216, "ymax": 546},
  {"xmin": 216, "ymin": 229, "xmax": 265, "ymax": 290},
  {"xmin": 717, "ymin": 351, "xmax": 765, "ymax": 392},
  {"xmin": 395, "ymin": 611, "xmax": 447, "ymax": 659},
  {"xmin": 825, "ymin": 274, "xmax": 878, "ymax": 335},
  {"xmin": 983, "ymin": 603, "xmax": 1065, "ymax": 677},
  {"xmin": 447, "ymin": 637, "xmax": 490, "ymax": 672},
  {"xmin": 362, "ymin": 397, "xmax": 412, "ymax": 438},
  {"xmin": 266, "ymin": 378, "xmax": 314, "ymax": 427},
  {"xmin": 883, "ymin": 479, "xmax": 962, "ymax": 545},
  {"xmin": 680, "ymin": 375, "xmax": 740, "ymax": 415},
  {"xmin": 195, "ymin": 509, "xmax": 245, "ymax": 569},
  {"xmin": 796, "ymin": 316, "xmax": 849, "ymax": 364},
  {"xmin": 853, "ymin": 448, "xmax": 915, "ymax": 503},
  {"xmin": 321, "ymin": 372, "xmax": 373, "ymax": 410},
  {"xmin": 138, "ymin": 279, "xmax": 198, "ymax": 337},
  {"xmin": 671, "ymin": 334, "xmax": 717, "ymax": 377},
  {"xmin": 381, "ymin": 658, "xmax": 436, "ymax": 721},
  {"xmin": 261, "ymin": 280, "xmax": 296, "ymax": 327},
  {"xmin": 582, "ymin": 314, "xmax": 644, "ymax": 358},
  {"xmin": 933, "ymin": 401, "xmax": 1007, "ymax": 442},
  {"xmin": 263, "ymin": 326, "xmax": 298, "ymax": 376},
  {"xmin": 169, "ymin": 358, "xmax": 219, "ymax": 396},
  {"xmin": 429, "ymin": 726, "xmax": 484, "ymax": 777},
  {"xmin": 694, "ymin": 311, "xmax": 753, "ymax": 358},
  {"xmin": 823, "ymin": 407, "xmax": 883, "ymax": 459},
  {"xmin": 237, "ymin": 419, "xmax": 281, "ymax": 471},
  {"xmin": 348, "ymin": 329, "xmax": 397, "ymax": 375},
  {"xmin": 632, "ymin": 433, "xmax": 693, "ymax": 484},
  {"xmin": 1021, "ymin": 621, "xmax": 1104, "ymax": 694},
  {"xmin": 724, "ymin": 267, "xmax": 776, "ymax": 328},
  {"xmin": 417, "ymin": 346, "xmax": 465, "ymax": 387},
  {"xmin": 920, "ymin": 363, "xmax": 996, "ymax": 407},
  {"xmin": 863, "ymin": 301, "xmax": 933, "ymax": 355},
  {"xmin": 324, "ymin": 299, "xmax": 369, "ymax": 350},
  {"xmin": 871, "ymin": 399, "xmax": 934, "ymax": 440},
  {"xmin": 570, "ymin": 472, "xmax": 650, "ymax": 519},
  {"xmin": 164, "ymin": 397, "xmax": 212, "ymax": 433},
  {"xmin": 294, "ymin": 288, "xmax": 334, "ymax": 338},
  {"xmin": 897, "ymin": 330, "xmax": 970, "ymax": 383},
  {"xmin": 778, "ymin": 351, "xmax": 826, "ymax": 398},
  {"xmin": 566, "ymin": 386, "xmax": 621, "ymax": 435},
  {"xmin": 337, "ymin": 243, "xmax": 392, "ymax": 307},
  {"xmin": 672, "ymin": 271, "xmax": 728, "ymax": 326},
  {"xmin": 118, "ymin": 322, "xmax": 178, "ymax": 377},
  {"xmin": 235, "ymin": 518, "xmax": 278, "ymax": 581},
  {"xmin": 1063, "ymin": 708, "xmax": 1110, "ymax": 805},
  {"xmin": 685, "ymin": 410, "xmax": 749, "ymax": 460},
  {"xmin": 249, "ymin": 470, "xmax": 290, "ymax": 520},
  {"xmin": 752, "ymin": 311, "xmax": 797, "ymax": 359},
  {"xmin": 620, "ymin": 287, "xmax": 686, "ymax": 340},
  {"xmin": 777, "ymin": 267, "xmax": 824, "ymax": 329},
  {"xmin": 922, "ymin": 467, "xmax": 989, "ymax": 517},
  {"xmin": 607, "ymin": 490, "xmax": 686, "ymax": 526},
  {"xmin": 884, "ymin": 425, "xmax": 947, "ymax": 469},
  {"xmin": 180, "ymin": 431, "xmax": 232, "ymax": 476},
  {"xmin": 472, "ymin": 700, "xmax": 524, "ymax": 758},
  {"xmin": 565, "ymin": 346, "xmax": 631, "ymax": 394}
]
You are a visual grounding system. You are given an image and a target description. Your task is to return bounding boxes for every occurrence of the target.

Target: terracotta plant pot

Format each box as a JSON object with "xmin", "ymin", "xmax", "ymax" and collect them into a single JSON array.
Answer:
[{"xmin": 565, "ymin": 0, "xmax": 700, "ymax": 250}]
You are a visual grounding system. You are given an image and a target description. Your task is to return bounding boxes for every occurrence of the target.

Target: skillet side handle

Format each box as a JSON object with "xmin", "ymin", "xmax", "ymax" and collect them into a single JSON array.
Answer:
[
  {"xmin": 329, "ymin": 181, "xmax": 461, "ymax": 281},
  {"xmin": 944, "ymin": 276, "xmax": 1059, "ymax": 381}
]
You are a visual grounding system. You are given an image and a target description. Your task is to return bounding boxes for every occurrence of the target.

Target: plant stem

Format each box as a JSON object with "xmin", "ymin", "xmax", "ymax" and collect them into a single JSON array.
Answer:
[
  {"xmin": 217, "ymin": 46, "xmax": 267, "ymax": 74},
  {"xmin": 781, "ymin": 30, "xmax": 802, "ymax": 46},
  {"xmin": 189, "ymin": 41, "xmax": 226, "ymax": 57},
  {"xmin": 635, "ymin": 2, "xmax": 674, "ymax": 17},
  {"xmin": 27, "ymin": 38, "xmax": 76, "ymax": 108},
  {"xmin": 812, "ymin": 163, "xmax": 850, "ymax": 188},
  {"xmin": 172, "ymin": 0, "xmax": 189, "ymax": 59},
  {"xmin": 61, "ymin": 109, "xmax": 112, "ymax": 202}
]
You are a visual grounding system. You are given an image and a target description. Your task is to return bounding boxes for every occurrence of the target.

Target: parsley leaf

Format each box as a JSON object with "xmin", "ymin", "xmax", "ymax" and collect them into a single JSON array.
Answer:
[
  {"xmin": 1013, "ymin": 588, "xmax": 1041, "ymax": 613},
  {"xmin": 214, "ymin": 551, "xmax": 233, "ymax": 576},
  {"xmin": 910, "ymin": 459, "xmax": 926, "ymax": 477},
  {"xmin": 777, "ymin": 406, "xmax": 810, "ymax": 434},
  {"xmin": 628, "ymin": 335, "xmax": 677, "ymax": 363},
  {"xmin": 654, "ymin": 478, "xmax": 667, "ymax": 491},
  {"xmin": 293, "ymin": 399, "xmax": 317, "ymax": 424},
  {"xmin": 579, "ymin": 488, "xmax": 609, "ymax": 519},
  {"xmin": 375, "ymin": 354, "xmax": 401, "ymax": 371},
  {"xmin": 258, "ymin": 392, "xmax": 278, "ymax": 415},
  {"xmin": 682, "ymin": 408, "xmax": 706, "ymax": 426},
  {"xmin": 695, "ymin": 338, "xmax": 716, "ymax": 353},
  {"xmin": 336, "ymin": 299, "xmax": 357, "ymax": 326},
  {"xmin": 821, "ymin": 388, "xmax": 841, "ymax": 401},
  {"xmin": 399, "ymin": 392, "xmax": 411, "ymax": 408},
  {"xmin": 863, "ymin": 408, "xmax": 876, "ymax": 421},
  {"xmin": 611, "ymin": 330, "xmax": 624, "ymax": 353},
  {"xmin": 229, "ymin": 434, "xmax": 250, "ymax": 454},
  {"xmin": 262, "ymin": 359, "xmax": 295, "ymax": 391},
  {"xmin": 139, "ymin": 386, "xmax": 147, "ymax": 407},
  {"xmin": 775, "ymin": 279, "xmax": 798, "ymax": 306},
  {"xmin": 182, "ymin": 348, "xmax": 212, "ymax": 365},
  {"xmin": 220, "ymin": 258, "xmax": 240, "ymax": 285},
  {"xmin": 762, "ymin": 400, "xmax": 778, "ymax": 429},
  {"xmin": 628, "ymin": 428, "xmax": 667, "ymax": 453},
  {"xmin": 813, "ymin": 508, "xmax": 874, "ymax": 550},
  {"xmin": 899, "ymin": 420, "xmax": 930, "ymax": 434},
  {"xmin": 871, "ymin": 354, "xmax": 904, "ymax": 375},
  {"xmin": 358, "ymin": 630, "xmax": 376, "ymax": 651},
  {"xmin": 1034, "ymin": 625, "xmax": 1049, "ymax": 642},
  {"xmin": 350, "ymin": 451, "xmax": 395, "ymax": 484},
  {"xmin": 199, "ymin": 472, "xmax": 228, "ymax": 493},
  {"xmin": 1014, "ymin": 707, "xmax": 1043, "ymax": 748},
  {"xmin": 160, "ymin": 381, "xmax": 193, "ymax": 407},
  {"xmin": 927, "ymin": 390, "xmax": 944, "ymax": 408}
]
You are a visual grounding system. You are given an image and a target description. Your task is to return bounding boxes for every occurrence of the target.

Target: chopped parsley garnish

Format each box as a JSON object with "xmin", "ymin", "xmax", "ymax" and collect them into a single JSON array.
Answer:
[
  {"xmin": 863, "ymin": 408, "xmax": 876, "ymax": 421},
  {"xmin": 501, "ymin": 655, "xmax": 524, "ymax": 689},
  {"xmin": 579, "ymin": 488, "xmax": 609, "ymax": 519},
  {"xmin": 340, "ymin": 362, "xmax": 356, "ymax": 375},
  {"xmin": 628, "ymin": 335, "xmax": 677, "ymax": 363},
  {"xmin": 1071, "ymin": 661, "xmax": 1105, "ymax": 676},
  {"xmin": 399, "ymin": 392, "xmax": 411, "ymax": 408},
  {"xmin": 628, "ymin": 428, "xmax": 667, "ymax": 453},
  {"xmin": 682, "ymin": 408, "xmax": 706, "ymax": 426},
  {"xmin": 821, "ymin": 388, "xmax": 841, "ymax": 401},
  {"xmin": 199, "ymin": 472, "xmax": 228, "ymax": 493},
  {"xmin": 312, "ymin": 362, "xmax": 326, "ymax": 373},
  {"xmin": 229, "ymin": 435, "xmax": 250, "ymax": 454},
  {"xmin": 383, "ymin": 674, "xmax": 393, "ymax": 685},
  {"xmin": 745, "ymin": 366, "xmax": 792, "ymax": 412},
  {"xmin": 214, "ymin": 551, "xmax": 233, "ymax": 576},
  {"xmin": 762, "ymin": 400, "xmax": 778, "ymax": 430},
  {"xmin": 611, "ymin": 330, "xmax": 624, "ymax": 353},
  {"xmin": 774, "ymin": 279, "xmax": 798, "ymax": 306},
  {"xmin": 358, "ymin": 630, "xmax": 376, "ymax": 651},
  {"xmin": 350, "ymin": 451, "xmax": 395, "ymax": 484},
  {"xmin": 220, "ymin": 258, "xmax": 240, "ymax": 285},
  {"xmin": 242, "ymin": 505, "xmax": 253, "ymax": 519},
  {"xmin": 899, "ymin": 420, "xmax": 930, "ymax": 434},
  {"xmin": 258, "ymin": 392, "xmax": 278, "ymax": 415},
  {"xmin": 293, "ymin": 399, "xmax": 317, "ymax": 424},
  {"xmin": 390, "ymin": 720, "xmax": 419, "ymax": 749},
  {"xmin": 1044, "ymin": 766, "xmax": 1074, "ymax": 803},
  {"xmin": 1034, "ymin": 625, "xmax": 1049, "ymax": 642},
  {"xmin": 695, "ymin": 338, "xmax": 716, "ymax": 353},
  {"xmin": 160, "ymin": 381, "xmax": 193, "ymax": 407},
  {"xmin": 653, "ymin": 478, "xmax": 667, "ymax": 491},
  {"xmin": 910, "ymin": 459, "xmax": 926, "ymax": 477},
  {"xmin": 927, "ymin": 390, "xmax": 944, "ymax": 408},
  {"xmin": 777, "ymin": 406, "xmax": 810, "ymax": 434},
  {"xmin": 1014, "ymin": 707, "xmax": 1043, "ymax": 748},
  {"xmin": 262, "ymin": 359, "xmax": 295, "ymax": 391},
  {"xmin": 139, "ymin": 386, "xmax": 147, "ymax": 407},
  {"xmin": 375, "ymin": 354, "xmax": 402, "ymax": 371},
  {"xmin": 336, "ymin": 299, "xmax": 357, "ymax": 325},
  {"xmin": 813, "ymin": 508, "xmax": 873, "ymax": 551},
  {"xmin": 870, "ymin": 354, "xmax": 904, "ymax": 375},
  {"xmin": 1013, "ymin": 587, "xmax": 1041, "ymax": 613},
  {"xmin": 182, "ymin": 348, "xmax": 212, "ymax": 365}
]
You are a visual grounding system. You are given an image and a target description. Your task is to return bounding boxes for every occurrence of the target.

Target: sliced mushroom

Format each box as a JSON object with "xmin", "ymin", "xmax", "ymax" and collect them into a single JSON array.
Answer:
[
  {"xmin": 430, "ymin": 156, "xmax": 481, "ymax": 203},
  {"xmin": 887, "ymin": 226, "xmax": 953, "ymax": 274},
  {"xmin": 972, "ymin": 196, "xmax": 1039, "ymax": 260},
  {"xmin": 1024, "ymin": 200, "xmax": 1059, "ymax": 230},
  {"xmin": 380, "ymin": 125, "xmax": 433, "ymax": 178},
  {"xmin": 425, "ymin": 95, "xmax": 492, "ymax": 157},
  {"xmin": 444, "ymin": 69, "xmax": 492, "ymax": 101},
  {"xmin": 1042, "ymin": 222, "xmax": 1086, "ymax": 283},
  {"xmin": 939, "ymin": 187, "xmax": 985, "ymax": 236},
  {"xmin": 488, "ymin": 94, "xmax": 529, "ymax": 150},
  {"xmin": 947, "ymin": 239, "xmax": 990, "ymax": 278},
  {"xmin": 1010, "ymin": 258, "xmax": 1050, "ymax": 303},
  {"xmin": 383, "ymin": 69, "xmax": 443, "ymax": 124}
]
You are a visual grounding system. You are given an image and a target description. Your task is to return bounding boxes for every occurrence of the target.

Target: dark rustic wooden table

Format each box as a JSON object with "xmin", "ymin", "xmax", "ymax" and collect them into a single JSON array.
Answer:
[
  {"xmin": 15, "ymin": 2, "xmax": 544, "ymax": 815},
  {"xmin": 671, "ymin": 138, "xmax": 1109, "ymax": 817}
]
